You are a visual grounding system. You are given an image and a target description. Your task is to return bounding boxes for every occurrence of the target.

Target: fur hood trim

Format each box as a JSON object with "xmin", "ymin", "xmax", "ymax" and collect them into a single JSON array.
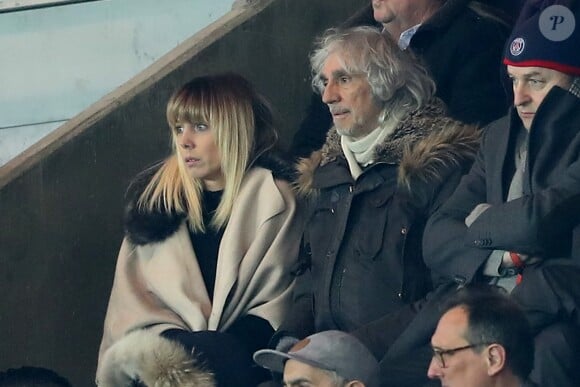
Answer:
[
  {"xmin": 295, "ymin": 100, "xmax": 480, "ymax": 197},
  {"xmin": 97, "ymin": 329, "xmax": 215, "ymax": 387},
  {"xmin": 124, "ymin": 152, "xmax": 293, "ymax": 246}
]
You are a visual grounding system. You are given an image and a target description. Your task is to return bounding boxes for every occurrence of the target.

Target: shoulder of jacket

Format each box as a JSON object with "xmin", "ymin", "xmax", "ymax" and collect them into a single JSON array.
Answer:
[
  {"xmin": 419, "ymin": 1, "xmax": 510, "ymax": 45},
  {"xmin": 253, "ymin": 151, "xmax": 296, "ymax": 182},
  {"xmin": 123, "ymin": 165, "xmax": 185, "ymax": 246},
  {"xmin": 482, "ymin": 114, "xmax": 510, "ymax": 140},
  {"xmin": 398, "ymin": 118, "xmax": 481, "ymax": 192},
  {"xmin": 293, "ymin": 150, "xmax": 324, "ymax": 200}
]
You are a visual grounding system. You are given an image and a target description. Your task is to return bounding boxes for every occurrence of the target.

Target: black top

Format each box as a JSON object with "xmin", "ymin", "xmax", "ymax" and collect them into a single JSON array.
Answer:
[
  {"xmin": 188, "ymin": 189, "xmax": 224, "ymax": 301},
  {"xmin": 169, "ymin": 189, "xmax": 274, "ymax": 387}
]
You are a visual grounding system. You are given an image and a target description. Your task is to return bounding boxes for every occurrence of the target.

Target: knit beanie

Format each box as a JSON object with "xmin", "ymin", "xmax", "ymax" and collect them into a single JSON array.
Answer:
[{"xmin": 504, "ymin": 4, "xmax": 580, "ymax": 75}]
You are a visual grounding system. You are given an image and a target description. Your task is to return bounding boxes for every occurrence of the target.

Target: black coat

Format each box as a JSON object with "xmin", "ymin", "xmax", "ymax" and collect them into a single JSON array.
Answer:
[{"xmin": 289, "ymin": 0, "xmax": 511, "ymax": 159}]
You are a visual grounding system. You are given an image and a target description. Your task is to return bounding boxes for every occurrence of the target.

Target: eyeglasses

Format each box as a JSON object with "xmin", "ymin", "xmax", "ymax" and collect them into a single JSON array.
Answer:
[{"xmin": 431, "ymin": 343, "xmax": 490, "ymax": 368}]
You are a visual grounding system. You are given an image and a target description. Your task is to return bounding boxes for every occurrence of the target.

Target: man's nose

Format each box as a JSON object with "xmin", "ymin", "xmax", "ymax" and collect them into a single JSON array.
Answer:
[
  {"xmin": 322, "ymin": 81, "xmax": 340, "ymax": 104},
  {"xmin": 513, "ymin": 83, "xmax": 530, "ymax": 106},
  {"xmin": 427, "ymin": 357, "xmax": 442, "ymax": 379}
]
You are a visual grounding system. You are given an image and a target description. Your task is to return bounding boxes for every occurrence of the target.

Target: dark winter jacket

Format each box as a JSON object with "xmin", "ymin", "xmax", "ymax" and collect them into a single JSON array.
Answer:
[
  {"xmin": 283, "ymin": 100, "xmax": 480, "ymax": 342},
  {"xmin": 290, "ymin": 0, "xmax": 510, "ymax": 159}
]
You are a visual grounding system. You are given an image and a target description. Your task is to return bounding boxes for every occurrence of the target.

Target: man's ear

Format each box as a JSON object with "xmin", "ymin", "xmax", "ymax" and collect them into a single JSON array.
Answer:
[
  {"xmin": 346, "ymin": 381, "xmax": 366, "ymax": 387},
  {"xmin": 485, "ymin": 344, "xmax": 507, "ymax": 376}
]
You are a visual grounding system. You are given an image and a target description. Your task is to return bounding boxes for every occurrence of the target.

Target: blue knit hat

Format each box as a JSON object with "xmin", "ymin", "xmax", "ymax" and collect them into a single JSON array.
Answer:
[{"xmin": 504, "ymin": 5, "xmax": 580, "ymax": 75}]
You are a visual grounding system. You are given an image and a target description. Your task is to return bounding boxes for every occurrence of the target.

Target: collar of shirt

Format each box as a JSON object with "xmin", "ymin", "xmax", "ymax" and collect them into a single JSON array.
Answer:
[{"xmin": 398, "ymin": 23, "xmax": 422, "ymax": 50}]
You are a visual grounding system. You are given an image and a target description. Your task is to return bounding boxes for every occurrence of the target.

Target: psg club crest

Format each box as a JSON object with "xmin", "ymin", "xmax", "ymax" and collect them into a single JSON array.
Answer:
[{"xmin": 510, "ymin": 37, "xmax": 525, "ymax": 56}]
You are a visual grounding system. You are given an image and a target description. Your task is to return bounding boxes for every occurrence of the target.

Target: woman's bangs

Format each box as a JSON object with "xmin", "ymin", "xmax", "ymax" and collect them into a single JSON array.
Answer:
[{"xmin": 167, "ymin": 88, "xmax": 212, "ymax": 127}]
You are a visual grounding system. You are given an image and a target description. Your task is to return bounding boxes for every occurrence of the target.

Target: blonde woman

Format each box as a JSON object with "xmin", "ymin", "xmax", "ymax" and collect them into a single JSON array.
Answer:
[{"xmin": 96, "ymin": 73, "xmax": 302, "ymax": 387}]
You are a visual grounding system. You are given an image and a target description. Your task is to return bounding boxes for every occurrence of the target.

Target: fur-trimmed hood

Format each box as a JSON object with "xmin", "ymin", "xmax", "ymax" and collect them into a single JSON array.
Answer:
[
  {"xmin": 96, "ymin": 329, "xmax": 215, "ymax": 387},
  {"xmin": 124, "ymin": 152, "xmax": 294, "ymax": 246},
  {"xmin": 295, "ymin": 99, "xmax": 480, "ymax": 197}
]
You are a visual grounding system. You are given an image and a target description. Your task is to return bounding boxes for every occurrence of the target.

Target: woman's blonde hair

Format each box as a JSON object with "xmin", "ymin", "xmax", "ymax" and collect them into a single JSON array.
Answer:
[{"xmin": 137, "ymin": 73, "xmax": 277, "ymax": 232}]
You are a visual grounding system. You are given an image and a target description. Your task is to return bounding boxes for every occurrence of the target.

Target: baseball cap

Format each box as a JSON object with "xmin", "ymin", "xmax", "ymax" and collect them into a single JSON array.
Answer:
[
  {"xmin": 253, "ymin": 330, "xmax": 380, "ymax": 386},
  {"xmin": 504, "ymin": 4, "xmax": 580, "ymax": 75}
]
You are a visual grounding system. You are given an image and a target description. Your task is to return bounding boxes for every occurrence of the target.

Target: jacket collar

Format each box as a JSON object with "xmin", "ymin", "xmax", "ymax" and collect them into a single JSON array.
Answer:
[
  {"xmin": 503, "ymin": 84, "xmax": 580, "ymax": 144},
  {"xmin": 528, "ymin": 85, "xmax": 580, "ymax": 137},
  {"xmin": 295, "ymin": 99, "xmax": 480, "ymax": 197}
]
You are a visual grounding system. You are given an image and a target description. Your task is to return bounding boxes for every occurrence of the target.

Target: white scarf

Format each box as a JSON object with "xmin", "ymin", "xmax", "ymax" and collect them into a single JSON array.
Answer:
[{"xmin": 340, "ymin": 117, "xmax": 398, "ymax": 179}]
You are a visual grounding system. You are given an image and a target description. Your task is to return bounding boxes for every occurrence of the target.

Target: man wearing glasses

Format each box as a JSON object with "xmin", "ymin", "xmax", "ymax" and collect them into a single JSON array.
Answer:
[{"xmin": 428, "ymin": 285, "xmax": 536, "ymax": 387}]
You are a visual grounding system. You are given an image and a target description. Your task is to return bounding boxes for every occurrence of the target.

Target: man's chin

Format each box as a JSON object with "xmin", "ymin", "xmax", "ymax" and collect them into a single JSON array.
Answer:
[
  {"xmin": 335, "ymin": 126, "xmax": 355, "ymax": 137},
  {"xmin": 519, "ymin": 118, "xmax": 533, "ymax": 131}
]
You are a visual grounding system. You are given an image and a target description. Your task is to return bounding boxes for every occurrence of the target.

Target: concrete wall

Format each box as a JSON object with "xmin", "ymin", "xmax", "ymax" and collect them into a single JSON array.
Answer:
[
  {"xmin": 0, "ymin": 0, "xmax": 366, "ymax": 385},
  {"xmin": 0, "ymin": 0, "xmax": 237, "ymax": 166}
]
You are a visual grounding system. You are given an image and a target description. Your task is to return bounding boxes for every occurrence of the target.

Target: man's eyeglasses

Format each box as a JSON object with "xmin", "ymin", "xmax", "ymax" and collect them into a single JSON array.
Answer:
[{"xmin": 431, "ymin": 343, "xmax": 490, "ymax": 368}]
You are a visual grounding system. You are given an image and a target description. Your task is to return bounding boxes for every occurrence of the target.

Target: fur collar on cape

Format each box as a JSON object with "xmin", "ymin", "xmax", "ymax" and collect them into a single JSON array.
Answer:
[
  {"xmin": 295, "ymin": 99, "xmax": 480, "ymax": 197},
  {"xmin": 97, "ymin": 329, "xmax": 215, "ymax": 387},
  {"xmin": 124, "ymin": 152, "xmax": 293, "ymax": 246}
]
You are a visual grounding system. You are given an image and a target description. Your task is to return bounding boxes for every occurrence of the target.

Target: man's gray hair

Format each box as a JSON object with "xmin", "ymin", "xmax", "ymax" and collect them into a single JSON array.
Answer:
[{"xmin": 310, "ymin": 26, "xmax": 436, "ymax": 122}]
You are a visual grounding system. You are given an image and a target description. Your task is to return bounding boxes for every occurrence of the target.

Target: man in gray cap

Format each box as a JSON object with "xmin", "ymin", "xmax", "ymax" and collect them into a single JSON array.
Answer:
[{"xmin": 254, "ymin": 330, "xmax": 379, "ymax": 387}]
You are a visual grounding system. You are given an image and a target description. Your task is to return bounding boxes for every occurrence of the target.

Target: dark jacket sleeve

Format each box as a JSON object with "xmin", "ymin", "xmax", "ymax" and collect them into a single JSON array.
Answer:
[
  {"xmin": 423, "ymin": 133, "xmax": 492, "ymax": 285},
  {"xmin": 466, "ymin": 159, "xmax": 580, "ymax": 256},
  {"xmin": 422, "ymin": 116, "xmax": 580, "ymax": 283}
]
